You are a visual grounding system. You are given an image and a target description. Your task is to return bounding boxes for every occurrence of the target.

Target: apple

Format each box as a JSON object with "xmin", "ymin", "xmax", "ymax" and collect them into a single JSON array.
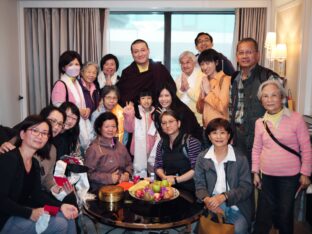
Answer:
[
  {"xmin": 153, "ymin": 193, "xmax": 162, "ymax": 202},
  {"xmin": 152, "ymin": 183, "xmax": 161, "ymax": 193},
  {"xmin": 161, "ymin": 179, "xmax": 169, "ymax": 187},
  {"xmin": 135, "ymin": 189, "xmax": 144, "ymax": 199}
]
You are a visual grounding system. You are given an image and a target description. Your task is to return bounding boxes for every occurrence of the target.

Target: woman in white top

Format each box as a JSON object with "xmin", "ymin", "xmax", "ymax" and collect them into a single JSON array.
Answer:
[{"xmin": 175, "ymin": 51, "xmax": 203, "ymax": 126}]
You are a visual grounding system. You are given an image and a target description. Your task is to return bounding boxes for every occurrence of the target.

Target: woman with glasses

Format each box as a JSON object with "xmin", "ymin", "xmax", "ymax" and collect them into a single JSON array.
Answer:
[
  {"xmin": 0, "ymin": 115, "xmax": 78, "ymax": 234},
  {"xmin": 154, "ymin": 110, "xmax": 201, "ymax": 193},
  {"xmin": 91, "ymin": 85, "xmax": 125, "ymax": 143}
]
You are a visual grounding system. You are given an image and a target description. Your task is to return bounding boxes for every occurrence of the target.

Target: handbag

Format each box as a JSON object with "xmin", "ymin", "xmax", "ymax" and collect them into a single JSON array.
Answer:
[
  {"xmin": 199, "ymin": 211, "xmax": 234, "ymax": 234},
  {"xmin": 263, "ymin": 121, "xmax": 301, "ymax": 159}
]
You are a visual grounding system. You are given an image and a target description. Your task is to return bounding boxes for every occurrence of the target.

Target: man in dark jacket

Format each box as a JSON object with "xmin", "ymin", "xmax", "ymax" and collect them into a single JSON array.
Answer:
[
  {"xmin": 194, "ymin": 32, "xmax": 235, "ymax": 76},
  {"xmin": 230, "ymin": 37, "xmax": 280, "ymax": 163},
  {"xmin": 117, "ymin": 39, "xmax": 176, "ymax": 107}
]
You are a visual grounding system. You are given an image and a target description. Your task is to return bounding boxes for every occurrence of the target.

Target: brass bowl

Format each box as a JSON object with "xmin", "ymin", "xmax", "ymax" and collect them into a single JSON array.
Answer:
[{"xmin": 98, "ymin": 185, "xmax": 124, "ymax": 202}]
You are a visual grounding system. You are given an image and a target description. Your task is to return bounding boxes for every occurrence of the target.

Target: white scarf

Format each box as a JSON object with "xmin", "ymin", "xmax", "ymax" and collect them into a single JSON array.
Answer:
[
  {"xmin": 97, "ymin": 71, "xmax": 118, "ymax": 89},
  {"xmin": 60, "ymin": 74, "xmax": 86, "ymax": 108}
]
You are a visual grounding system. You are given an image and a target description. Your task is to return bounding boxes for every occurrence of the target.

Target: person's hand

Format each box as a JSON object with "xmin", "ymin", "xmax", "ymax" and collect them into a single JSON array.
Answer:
[
  {"xmin": 201, "ymin": 76, "xmax": 210, "ymax": 95},
  {"xmin": 84, "ymin": 108, "xmax": 91, "ymax": 119},
  {"xmin": 123, "ymin": 102, "xmax": 134, "ymax": 115},
  {"xmin": 164, "ymin": 175, "xmax": 176, "ymax": 185},
  {"xmin": 119, "ymin": 172, "xmax": 130, "ymax": 183},
  {"xmin": 0, "ymin": 142, "xmax": 15, "ymax": 154},
  {"xmin": 299, "ymin": 174, "xmax": 311, "ymax": 189},
  {"xmin": 62, "ymin": 181, "xmax": 74, "ymax": 194},
  {"xmin": 51, "ymin": 185, "xmax": 62, "ymax": 194},
  {"xmin": 30, "ymin": 208, "xmax": 44, "ymax": 222},
  {"xmin": 180, "ymin": 73, "xmax": 190, "ymax": 92},
  {"xmin": 112, "ymin": 170, "xmax": 120, "ymax": 184},
  {"xmin": 253, "ymin": 173, "xmax": 262, "ymax": 190},
  {"xmin": 60, "ymin": 204, "xmax": 78, "ymax": 220},
  {"xmin": 105, "ymin": 74, "xmax": 113, "ymax": 86},
  {"xmin": 204, "ymin": 194, "xmax": 226, "ymax": 210}
]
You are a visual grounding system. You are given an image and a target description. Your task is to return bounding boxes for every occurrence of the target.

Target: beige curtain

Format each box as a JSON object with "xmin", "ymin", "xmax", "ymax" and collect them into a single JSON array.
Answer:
[
  {"xmin": 24, "ymin": 8, "xmax": 103, "ymax": 114},
  {"xmin": 235, "ymin": 8, "xmax": 267, "ymax": 66}
]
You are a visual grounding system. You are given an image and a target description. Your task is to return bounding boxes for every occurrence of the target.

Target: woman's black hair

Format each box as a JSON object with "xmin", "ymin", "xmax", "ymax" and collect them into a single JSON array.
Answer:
[
  {"xmin": 205, "ymin": 118, "xmax": 233, "ymax": 144},
  {"xmin": 15, "ymin": 115, "xmax": 52, "ymax": 160},
  {"xmin": 39, "ymin": 105, "xmax": 66, "ymax": 125},
  {"xmin": 100, "ymin": 54, "xmax": 119, "ymax": 71},
  {"xmin": 100, "ymin": 85, "xmax": 120, "ymax": 100},
  {"xmin": 134, "ymin": 90, "xmax": 154, "ymax": 119},
  {"xmin": 59, "ymin": 102, "xmax": 80, "ymax": 152},
  {"xmin": 59, "ymin": 50, "xmax": 83, "ymax": 74},
  {"xmin": 197, "ymin": 49, "xmax": 220, "ymax": 71},
  {"xmin": 94, "ymin": 112, "xmax": 118, "ymax": 136}
]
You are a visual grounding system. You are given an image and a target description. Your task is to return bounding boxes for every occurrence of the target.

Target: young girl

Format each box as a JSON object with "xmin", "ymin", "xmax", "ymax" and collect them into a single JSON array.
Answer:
[
  {"xmin": 123, "ymin": 91, "xmax": 157, "ymax": 176},
  {"xmin": 91, "ymin": 85, "xmax": 124, "ymax": 143}
]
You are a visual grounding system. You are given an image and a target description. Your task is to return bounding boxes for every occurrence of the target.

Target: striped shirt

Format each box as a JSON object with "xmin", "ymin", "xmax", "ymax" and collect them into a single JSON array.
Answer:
[
  {"xmin": 154, "ymin": 136, "xmax": 201, "ymax": 170},
  {"xmin": 252, "ymin": 108, "xmax": 312, "ymax": 176}
]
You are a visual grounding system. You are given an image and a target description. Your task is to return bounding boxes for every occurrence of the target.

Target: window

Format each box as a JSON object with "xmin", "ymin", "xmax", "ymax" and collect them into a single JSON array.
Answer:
[{"xmin": 109, "ymin": 12, "xmax": 235, "ymax": 78}]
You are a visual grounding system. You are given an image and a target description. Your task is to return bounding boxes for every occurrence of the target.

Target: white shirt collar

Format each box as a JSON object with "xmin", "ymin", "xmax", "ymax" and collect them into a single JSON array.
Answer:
[{"xmin": 204, "ymin": 144, "xmax": 236, "ymax": 163}]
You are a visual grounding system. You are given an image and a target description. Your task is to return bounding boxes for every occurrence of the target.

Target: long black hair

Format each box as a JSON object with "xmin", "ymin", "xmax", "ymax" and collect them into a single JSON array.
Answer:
[{"xmin": 15, "ymin": 115, "xmax": 52, "ymax": 160}]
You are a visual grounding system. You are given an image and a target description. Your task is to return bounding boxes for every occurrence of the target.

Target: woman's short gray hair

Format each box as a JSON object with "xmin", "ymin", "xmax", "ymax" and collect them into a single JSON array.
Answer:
[
  {"xmin": 81, "ymin": 61, "xmax": 98, "ymax": 74},
  {"xmin": 179, "ymin": 51, "xmax": 196, "ymax": 64},
  {"xmin": 257, "ymin": 79, "xmax": 287, "ymax": 103}
]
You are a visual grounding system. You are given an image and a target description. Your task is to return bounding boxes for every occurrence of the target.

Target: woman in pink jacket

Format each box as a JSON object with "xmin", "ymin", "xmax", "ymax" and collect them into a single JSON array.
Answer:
[
  {"xmin": 123, "ymin": 90, "xmax": 157, "ymax": 176},
  {"xmin": 252, "ymin": 80, "xmax": 311, "ymax": 234}
]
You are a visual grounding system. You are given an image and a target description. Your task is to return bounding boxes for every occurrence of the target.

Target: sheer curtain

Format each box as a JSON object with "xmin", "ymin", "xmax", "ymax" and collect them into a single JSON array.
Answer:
[
  {"xmin": 24, "ymin": 8, "xmax": 104, "ymax": 114},
  {"xmin": 234, "ymin": 8, "xmax": 267, "ymax": 66}
]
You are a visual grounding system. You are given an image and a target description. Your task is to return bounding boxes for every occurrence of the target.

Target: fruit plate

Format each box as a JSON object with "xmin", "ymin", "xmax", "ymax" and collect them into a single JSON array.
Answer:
[{"xmin": 129, "ymin": 187, "xmax": 180, "ymax": 204}]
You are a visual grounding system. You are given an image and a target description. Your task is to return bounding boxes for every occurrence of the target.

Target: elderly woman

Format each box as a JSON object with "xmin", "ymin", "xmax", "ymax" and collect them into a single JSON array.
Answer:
[
  {"xmin": 194, "ymin": 118, "xmax": 252, "ymax": 234},
  {"xmin": 196, "ymin": 49, "xmax": 231, "ymax": 128},
  {"xmin": 252, "ymin": 80, "xmax": 312, "ymax": 234},
  {"xmin": 97, "ymin": 54, "xmax": 120, "ymax": 88},
  {"xmin": 154, "ymin": 110, "xmax": 201, "ymax": 193},
  {"xmin": 78, "ymin": 62, "xmax": 100, "ymax": 116},
  {"xmin": 85, "ymin": 112, "xmax": 132, "ymax": 191},
  {"xmin": 175, "ymin": 51, "xmax": 204, "ymax": 125}
]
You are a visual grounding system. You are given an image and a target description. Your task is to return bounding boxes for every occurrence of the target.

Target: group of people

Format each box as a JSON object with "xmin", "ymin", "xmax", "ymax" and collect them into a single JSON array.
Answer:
[{"xmin": 0, "ymin": 32, "xmax": 311, "ymax": 234}]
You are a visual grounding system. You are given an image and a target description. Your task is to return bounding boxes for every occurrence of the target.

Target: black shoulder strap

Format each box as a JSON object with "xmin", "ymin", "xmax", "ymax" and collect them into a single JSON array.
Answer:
[
  {"xmin": 50, "ymin": 80, "xmax": 69, "ymax": 105},
  {"xmin": 263, "ymin": 121, "xmax": 301, "ymax": 159},
  {"xmin": 181, "ymin": 134, "xmax": 190, "ymax": 158}
]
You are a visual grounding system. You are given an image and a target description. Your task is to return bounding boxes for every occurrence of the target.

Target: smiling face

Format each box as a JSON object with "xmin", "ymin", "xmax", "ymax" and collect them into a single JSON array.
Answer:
[
  {"xmin": 261, "ymin": 84, "xmax": 283, "ymax": 114},
  {"xmin": 139, "ymin": 96, "xmax": 153, "ymax": 111},
  {"xmin": 160, "ymin": 114, "xmax": 181, "ymax": 137},
  {"xmin": 100, "ymin": 119, "xmax": 118, "ymax": 139},
  {"xmin": 208, "ymin": 127, "xmax": 230, "ymax": 148},
  {"xmin": 200, "ymin": 60, "xmax": 217, "ymax": 77},
  {"xmin": 180, "ymin": 56, "xmax": 196, "ymax": 76},
  {"xmin": 158, "ymin": 89, "xmax": 172, "ymax": 109},
  {"xmin": 131, "ymin": 42, "xmax": 150, "ymax": 66},
  {"xmin": 64, "ymin": 108, "xmax": 78, "ymax": 130},
  {"xmin": 196, "ymin": 34, "xmax": 213, "ymax": 53},
  {"xmin": 236, "ymin": 41, "xmax": 259, "ymax": 70},
  {"xmin": 103, "ymin": 91, "xmax": 118, "ymax": 111},
  {"xmin": 21, "ymin": 122, "xmax": 50, "ymax": 150},
  {"xmin": 82, "ymin": 64, "xmax": 97, "ymax": 85},
  {"xmin": 103, "ymin": 59, "xmax": 117, "ymax": 77},
  {"xmin": 47, "ymin": 110, "xmax": 64, "ymax": 137}
]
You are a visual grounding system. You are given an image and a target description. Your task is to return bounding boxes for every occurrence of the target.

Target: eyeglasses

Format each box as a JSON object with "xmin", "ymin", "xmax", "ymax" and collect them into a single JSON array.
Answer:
[
  {"xmin": 48, "ymin": 118, "xmax": 64, "ymax": 128},
  {"xmin": 27, "ymin": 128, "xmax": 50, "ymax": 139},
  {"xmin": 161, "ymin": 120, "xmax": 177, "ymax": 126},
  {"xmin": 237, "ymin": 50, "xmax": 256, "ymax": 56},
  {"xmin": 66, "ymin": 115, "xmax": 78, "ymax": 121},
  {"xmin": 197, "ymin": 39, "xmax": 211, "ymax": 44},
  {"xmin": 105, "ymin": 96, "xmax": 118, "ymax": 101}
]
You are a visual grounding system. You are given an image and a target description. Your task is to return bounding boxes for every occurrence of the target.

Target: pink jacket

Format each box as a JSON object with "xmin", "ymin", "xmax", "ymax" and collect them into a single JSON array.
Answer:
[
  {"xmin": 252, "ymin": 109, "xmax": 312, "ymax": 176},
  {"xmin": 123, "ymin": 105, "xmax": 156, "ymax": 156}
]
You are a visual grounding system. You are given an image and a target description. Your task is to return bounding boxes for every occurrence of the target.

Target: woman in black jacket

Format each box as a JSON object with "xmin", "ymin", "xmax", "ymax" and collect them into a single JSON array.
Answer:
[{"xmin": 0, "ymin": 115, "xmax": 78, "ymax": 234}]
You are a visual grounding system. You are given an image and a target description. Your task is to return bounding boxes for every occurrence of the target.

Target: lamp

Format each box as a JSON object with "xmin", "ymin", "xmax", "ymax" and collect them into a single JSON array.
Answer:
[
  {"xmin": 273, "ymin": 43, "xmax": 287, "ymax": 77},
  {"xmin": 264, "ymin": 32, "xmax": 276, "ymax": 70}
]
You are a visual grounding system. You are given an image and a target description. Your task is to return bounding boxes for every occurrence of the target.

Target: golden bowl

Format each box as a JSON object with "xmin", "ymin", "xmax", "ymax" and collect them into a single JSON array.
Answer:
[{"xmin": 98, "ymin": 185, "xmax": 124, "ymax": 202}]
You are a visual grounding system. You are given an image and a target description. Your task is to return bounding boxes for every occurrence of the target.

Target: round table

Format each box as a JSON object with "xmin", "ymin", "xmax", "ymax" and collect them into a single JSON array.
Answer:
[{"xmin": 83, "ymin": 189, "xmax": 203, "ymax": 230}]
